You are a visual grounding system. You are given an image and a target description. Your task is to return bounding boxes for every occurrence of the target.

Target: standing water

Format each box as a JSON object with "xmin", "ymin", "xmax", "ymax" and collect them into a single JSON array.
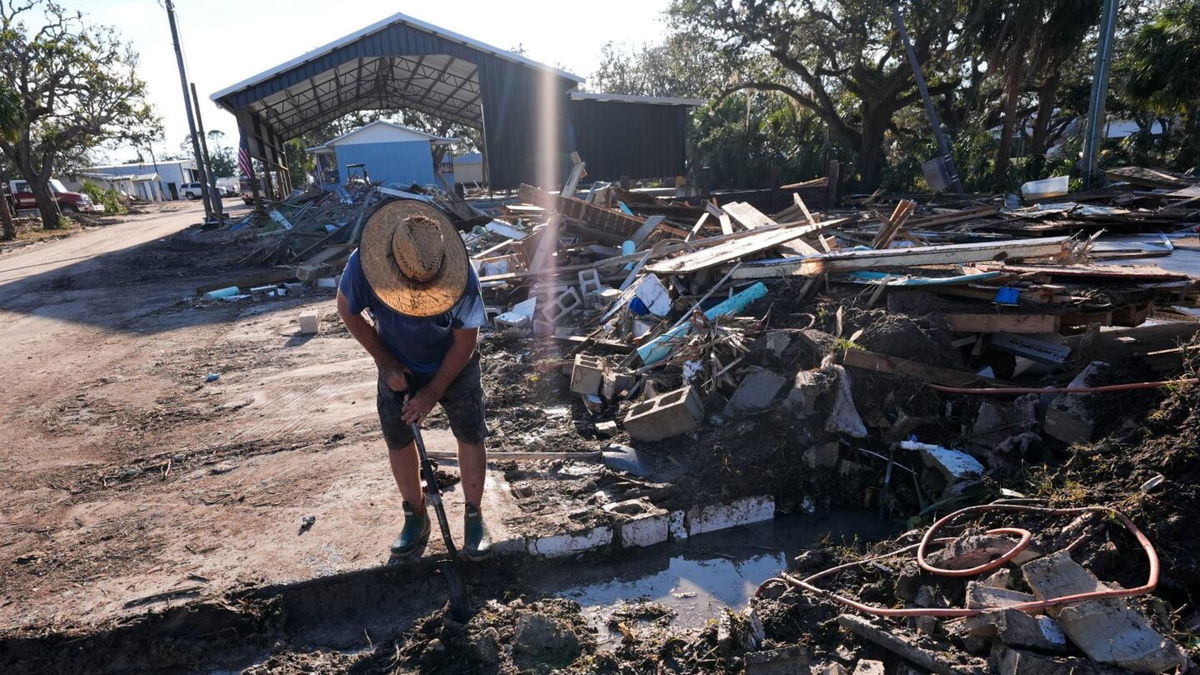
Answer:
[{"xmin": 531, "ymin": 510, "xmax": 899, "ymax": 645}]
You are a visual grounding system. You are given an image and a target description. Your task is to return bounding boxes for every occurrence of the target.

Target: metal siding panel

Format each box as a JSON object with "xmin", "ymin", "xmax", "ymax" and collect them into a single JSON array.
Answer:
[{"xmin": 568, "ymin": 100, "xmax": 687, "ymax": 180}]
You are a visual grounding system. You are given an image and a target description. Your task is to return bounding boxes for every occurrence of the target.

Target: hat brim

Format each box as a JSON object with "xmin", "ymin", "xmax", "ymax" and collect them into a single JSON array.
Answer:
[{"xmin": 359, "ymin": 200, "xmax": 470, "ymax": 317}]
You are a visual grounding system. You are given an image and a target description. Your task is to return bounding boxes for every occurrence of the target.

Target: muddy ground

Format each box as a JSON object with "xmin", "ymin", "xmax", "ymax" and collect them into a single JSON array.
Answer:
[{"xmin": 3, "ymin": 200, "xmax": 1200, "ymax": 673}]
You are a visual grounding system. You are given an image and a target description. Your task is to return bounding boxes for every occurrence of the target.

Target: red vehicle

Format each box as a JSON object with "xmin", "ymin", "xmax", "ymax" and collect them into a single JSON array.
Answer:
[{"xmin": 4, "ymin": 178, "xmax": 97, "ymax": 214}]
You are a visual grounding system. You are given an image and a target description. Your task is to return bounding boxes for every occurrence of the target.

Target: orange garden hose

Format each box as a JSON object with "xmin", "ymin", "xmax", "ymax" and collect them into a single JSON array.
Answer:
[{"xmin": 757, "ymin": 504, "xmax": 1159, "ymax": 618}]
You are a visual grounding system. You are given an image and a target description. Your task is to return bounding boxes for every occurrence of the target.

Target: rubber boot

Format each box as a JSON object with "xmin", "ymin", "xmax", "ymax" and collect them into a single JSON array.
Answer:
[
  {"xmin": 390, "ymin": 501, "xmax": 430, "ymax": 559},
  {"xmin": 462, "ymin": 502, "xmax": 492, "ymax": 560}
]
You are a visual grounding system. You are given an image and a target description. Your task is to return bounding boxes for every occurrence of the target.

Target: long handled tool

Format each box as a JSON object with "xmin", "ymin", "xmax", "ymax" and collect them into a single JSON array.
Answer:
[{"xmin": 408, "ymin": 402, "xmax": 471, "ymax": 622}]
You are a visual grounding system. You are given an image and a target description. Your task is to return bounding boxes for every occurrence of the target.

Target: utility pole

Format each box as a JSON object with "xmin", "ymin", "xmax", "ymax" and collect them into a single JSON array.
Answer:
[
  {"xmin": 1083, "ymin": 0, "xmax": 1119, "ymax": 188},
  {"xmin": 191, "ymin": 82, "xmax": 224, "ymax": 223},
  {"xmin": 890, "ymin": 3, "xmax": 963, "ymax": 193},
  {"xmin": 165, "ymin": 0, "xmax": 215, "ymax": 222}
]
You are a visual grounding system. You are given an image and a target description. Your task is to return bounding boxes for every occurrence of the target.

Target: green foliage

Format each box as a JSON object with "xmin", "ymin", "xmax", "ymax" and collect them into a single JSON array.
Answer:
[
  {"xmin": 0, "ymin": 0, "xmax": 158, "ymax": 229},
  {"xmin": 80, "ymin": 182, "xmax": 126, "ymax": 215}
]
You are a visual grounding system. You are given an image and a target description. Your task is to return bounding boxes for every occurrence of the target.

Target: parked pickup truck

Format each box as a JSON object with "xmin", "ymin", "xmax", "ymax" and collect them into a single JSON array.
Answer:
[{"xmin": 4, "ymin": 178, "xmax": 97, "ymax": 214}]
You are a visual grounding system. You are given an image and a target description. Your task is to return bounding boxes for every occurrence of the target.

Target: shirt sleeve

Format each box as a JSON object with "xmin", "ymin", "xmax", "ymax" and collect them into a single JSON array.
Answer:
[
  {"xmin": 449, "ymin": 266, "xmax": 487, "ymax": 329},
  {"xmin": 338, "ymin": 249, "xmax": 372, "ymax": 315}
]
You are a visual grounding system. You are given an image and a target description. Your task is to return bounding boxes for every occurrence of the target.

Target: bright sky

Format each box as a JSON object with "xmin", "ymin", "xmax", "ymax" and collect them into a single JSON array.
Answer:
[{"xmin": 76, "ymin": 0, "xmax": 671, "ymax": 164}]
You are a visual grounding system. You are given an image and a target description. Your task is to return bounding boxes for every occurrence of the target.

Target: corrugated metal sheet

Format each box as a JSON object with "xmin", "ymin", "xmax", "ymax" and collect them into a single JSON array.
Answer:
[{"xmin": 568, "ymin": 99, "xmax": 689, "ymax": 181}]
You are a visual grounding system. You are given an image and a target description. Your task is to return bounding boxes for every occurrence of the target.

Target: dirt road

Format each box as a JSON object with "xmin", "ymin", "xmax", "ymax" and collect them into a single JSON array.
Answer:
[{"xmin": 0, "ymin": 200, "xmax": 470, "ymax": 633}]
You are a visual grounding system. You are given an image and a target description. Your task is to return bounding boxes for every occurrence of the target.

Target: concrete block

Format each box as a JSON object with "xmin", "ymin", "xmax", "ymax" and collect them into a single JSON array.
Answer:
[
  {"xmin": 623, "ymin": 385, "xmax": 703, "ymax": 442},
  {"xmin": 723, "ymin": 367, "xmax": 788, "ymax": 416},
  {"xmin": 570, "ymin": 354, "xmax": 606, "ymax": 395},
  {"xmin": 668, "ymin": 510, "xmax": 687, "ymax": 540},
  {"xmin": 601, "ymin": 368, "xmax": 636, "ymax": 400},
  {"xmin": 494, "ymin": 312, "xmax": 531, "ymax": 331},
  {"xmin": 527, "ymin": 524, "xmax": 613, "ymax": 558},
  {"xmin": 686, "ymin": 495, "xmax": 775, "ymax": 536},
  {"xmin": 297, "ymin": 310, "xmax": 319, "ymax": 334},
  {"xmin": 577, "ymin": 268, "xmax": 602, "ymax": 296},
  {"xmin": 604, "ymin": 498, "xmax": 669, "ymax": 549},
  {"xmin": 1022, "ymin": 550, "xmax": 1186, "ymax": 672},
  {"xmin": 989, "ymin": 643, "xmax": 1126, "ymax": 675}
]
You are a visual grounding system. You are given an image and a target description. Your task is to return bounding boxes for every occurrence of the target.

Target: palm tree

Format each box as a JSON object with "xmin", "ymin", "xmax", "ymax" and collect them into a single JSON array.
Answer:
[
  {"xmin": 0, "ymin": 84, "xmax": 21, "ymax": 240},
  {"xmin": 1123, "ymin": 0, "xmax": 1200, "ymax": 170}
]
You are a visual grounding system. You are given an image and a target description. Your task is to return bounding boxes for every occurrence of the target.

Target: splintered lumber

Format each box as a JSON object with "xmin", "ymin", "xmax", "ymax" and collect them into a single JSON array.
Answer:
[
  {"xmin": 518, "ymin": 183, "xmax": 644, "ymax": 242},
  {"xmin": 731, "ymin": 236, "xmax": 1069, "ymax": 279},
  {"xmin": 645, "ymin": 218, "xmax": 844, "ymax": 275},
  {"xmin": 872, "ymin": 199, "xmax": 916, "ymax": 249},
  {"xmin": 842, "ymin": 348, "xmax": 1000, "ymax": 388},
  {"xmin": 722, "ymin": 201, "xmax": 776, "ymax": 229},
  {"xmin": 976, "ymin": 262, "xmax": 1191, "ymax": 281}
]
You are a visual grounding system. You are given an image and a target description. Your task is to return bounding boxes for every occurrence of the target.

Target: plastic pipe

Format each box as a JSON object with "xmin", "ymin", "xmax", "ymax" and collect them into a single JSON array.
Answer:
[
  {"xmin": 929, "ymin": 379, "xmax": 1197, "ymax": 396},
  {"xmin": 637, "ymin": 281, "xmax": 768, "ymax": 366}
]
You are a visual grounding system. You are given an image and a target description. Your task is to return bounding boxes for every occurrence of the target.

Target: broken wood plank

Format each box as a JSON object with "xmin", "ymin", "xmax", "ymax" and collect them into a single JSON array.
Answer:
[
  {"xmin": 645, "ymin": 218, "xmax": 844, "ymax": 275},
  {"xmin": 722, "ymin": 201, "xmax": 776, "ymax": 229},
  {"xmin": 872, "ymin": 199, "xmax": 916, "ymax": 249},
  {"xmin": 793, "ymin": 193, "xmax": 817, "ymax": 226},
  {"xmin": 842, "ymin": 348, "xmax": 1001, "ymax": 387},
  {"xmin": 977, "ymin": 262, "xmax": 1191, "ymax": 281},
  {"xmin": 946, "ymin": 313, "xmax": 1062, "ymax": 334},
  {"xmin": 906, "ymin": 205, "xmax": 999, "ymax": 229},
  {"xmin": 732, "ymin": 237, "xmax": 1070, "ymax": 279}
]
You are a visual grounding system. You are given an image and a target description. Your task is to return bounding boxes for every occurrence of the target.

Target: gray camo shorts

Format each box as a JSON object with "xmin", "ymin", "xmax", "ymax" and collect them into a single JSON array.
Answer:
[{"xmin": 376, "ymin": 352, "xmax": 488, "ymax": 449}]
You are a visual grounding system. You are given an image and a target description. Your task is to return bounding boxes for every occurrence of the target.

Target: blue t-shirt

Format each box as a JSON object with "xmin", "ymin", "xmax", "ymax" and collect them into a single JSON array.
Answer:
[{"xmin": 339, "ymin": 249, "xmax": 487, "ymax": 373}]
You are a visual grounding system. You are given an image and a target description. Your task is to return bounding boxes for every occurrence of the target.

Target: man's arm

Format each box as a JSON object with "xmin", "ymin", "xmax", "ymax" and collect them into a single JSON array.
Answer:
[
  {"xmin": 337, "ymin": 290, "xmax": 409, "ymax": 391},
  {"xmin": 401, "ymin": 327, "xmax": 478, "ymax": 424}
]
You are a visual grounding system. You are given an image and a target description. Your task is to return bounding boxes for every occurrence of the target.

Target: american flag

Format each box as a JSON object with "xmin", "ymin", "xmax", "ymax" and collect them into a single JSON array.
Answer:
[{"xmin": 238, "ymin": 136, "xmax": 252, "ymax": 177}]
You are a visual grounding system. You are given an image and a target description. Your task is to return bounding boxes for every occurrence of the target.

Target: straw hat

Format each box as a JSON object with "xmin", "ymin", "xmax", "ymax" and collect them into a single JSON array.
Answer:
[{"xmin": 359, "ymin": 200, "xmax": 469, "ymax": 317}]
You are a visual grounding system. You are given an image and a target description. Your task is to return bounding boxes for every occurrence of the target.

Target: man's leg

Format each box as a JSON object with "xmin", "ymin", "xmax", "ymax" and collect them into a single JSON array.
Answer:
[
  {"xmin": 387, "ymin": 441, "xmax": 425, "ymax": 509},
  {"xmin": 456, "ymin": 440, "xmax": 486, "ymax": 509},
  {"xmin": 378, "ymin": 378, "xmax": 429, "ymax": 558}
]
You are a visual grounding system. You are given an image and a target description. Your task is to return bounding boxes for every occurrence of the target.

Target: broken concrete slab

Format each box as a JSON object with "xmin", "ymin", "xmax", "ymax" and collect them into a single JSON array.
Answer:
[
  {"xmin": 826, "ymin": 365, "xmax": 867, "ymax": 438},
  {"xmin": 722, "ymin": 367, "xmax": 788, "ymax": 416},
  {"xmin": 837, "ymin": 614, "xmax": 988, "ymax": 675},
  {"xmin": 1022, "ymin": 550, "xmax": 1187, "ymax": 672},
  {"xmin": 965, "ymin": 581, "xmax": 1037, "ymax": 609},
  {"xmin": 989, "ymin": 643, "xmax": 1128, "ymax": 675},
  {"xmin": 913, "ymin": 443, "xmax": 985, "ymax": 495},
  {"xmin": 852, "ymin": 659, "xmax": 886, "ymax": 675},
  {"xmin": 962, "ymin": 609, "xmax": 1069, "ymax": 651},
  {"xmin": 623, "ymin": 385, "xmax": 703, "ymax": 442},
  {"xmin": 1044, "ymin": 361, "xmax": 1110, "ymax": 445},
  {"xmin": 782, "ymin": 369, "xmax": 824, "ymax": 417},
  {"xmin": 744, "ymin": 645, "xmax": 810, "ymax": 675}
]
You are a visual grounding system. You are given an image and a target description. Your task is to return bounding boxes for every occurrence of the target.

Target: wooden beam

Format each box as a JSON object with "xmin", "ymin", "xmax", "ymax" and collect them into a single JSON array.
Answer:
[
  {"xmin": 645, "ymin": 218, "xmax": 844, "ymax": 275},
  {"xmin": 842, "ymin": 348, "xmax": 1001, "ymax": 388},
  {"xmin": 945, "ymin": 313, "xmax": 1061, "ymax": 334},
  {"xmin": 732, "ymin": 236, "xmax": 1069, "ymax": 279}
]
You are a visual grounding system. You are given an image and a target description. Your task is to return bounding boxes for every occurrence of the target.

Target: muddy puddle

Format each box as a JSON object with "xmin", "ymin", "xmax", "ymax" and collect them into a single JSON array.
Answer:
[{"xmin": 532, "ymin": 509, "xmax": 899, "ymax": 648}]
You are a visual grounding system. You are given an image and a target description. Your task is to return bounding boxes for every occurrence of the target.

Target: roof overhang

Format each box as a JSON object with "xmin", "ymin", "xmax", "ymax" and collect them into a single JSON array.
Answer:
[{"xmin": 212, "ymin": 11, "xmax": 582, "ymax": 105}]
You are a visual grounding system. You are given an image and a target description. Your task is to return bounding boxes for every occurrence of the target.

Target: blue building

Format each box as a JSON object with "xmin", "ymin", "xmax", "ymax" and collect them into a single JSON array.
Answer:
[{"xmin": 307, "ymin": 120, "xmax": 455, "ymax": 190}]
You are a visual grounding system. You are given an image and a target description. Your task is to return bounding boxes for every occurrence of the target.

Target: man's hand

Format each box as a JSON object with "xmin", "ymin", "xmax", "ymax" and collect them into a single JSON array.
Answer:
[
  {"xmin": 402, "ymin": 387, "xmax": 438, "ymax": 425},
  {"xmin": 382, "ymin": 364, "xmax": 410, "ymax": 393}
]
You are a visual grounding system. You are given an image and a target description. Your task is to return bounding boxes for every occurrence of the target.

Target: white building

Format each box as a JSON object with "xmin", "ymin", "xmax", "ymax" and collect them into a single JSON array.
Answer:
[
  {"xmin": 82, "ymin": 160, "xmax": 200, "ymax": 200},
  {"xmin": 68, "ymin": 171, "xmax": 166, "ymax": 202}
]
